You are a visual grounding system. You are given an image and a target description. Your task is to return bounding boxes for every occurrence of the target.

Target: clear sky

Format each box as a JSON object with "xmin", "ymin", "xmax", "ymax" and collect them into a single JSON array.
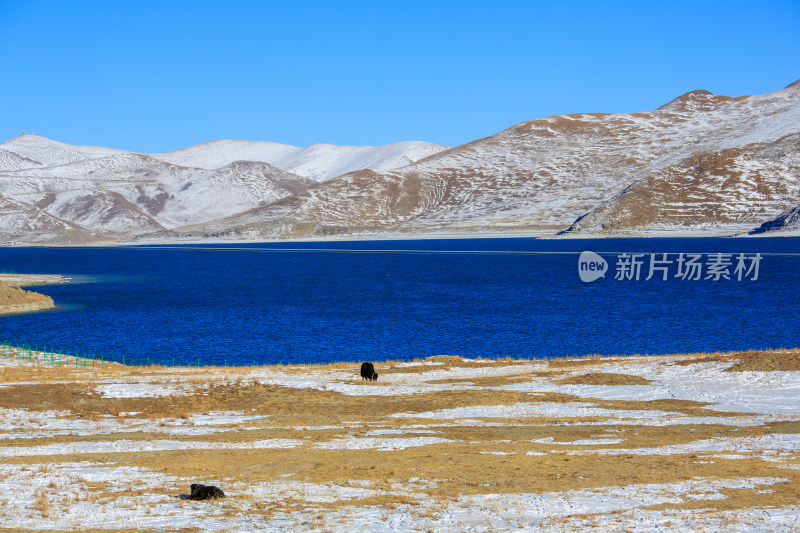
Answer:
[{"xmin": 1, "ymin": 0, "xmax": 798, "ymax": 152}]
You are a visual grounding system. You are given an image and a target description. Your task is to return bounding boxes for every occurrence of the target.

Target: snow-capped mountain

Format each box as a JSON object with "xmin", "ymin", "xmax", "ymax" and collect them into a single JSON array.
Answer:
[
  {"xmin": 156, "ymin": 80, "xmax": 800, "ymax": 241},
  {"xmin": 152, "ymin": 140, "xmax": 448, "ymax": 182},
  {"xmin": 0, "ymin": 135, "xmax": 447, "ymax": 243},
  {"xmin": 0, "ymin": 142, "xmax": 315, "ymax": 242},
  {"xmin": 2, "ymin": 79, "xmax": 799, "ymax": 244},
  {"xmin": 0, "ymin": 134, "xmax": 126, "ymax": 168}
]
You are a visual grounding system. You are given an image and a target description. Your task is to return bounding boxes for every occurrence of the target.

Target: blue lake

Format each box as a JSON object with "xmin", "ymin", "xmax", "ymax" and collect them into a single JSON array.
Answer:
[{"xmin": 1, "ymin": 237, "xmax": 799, "ymax": 366}]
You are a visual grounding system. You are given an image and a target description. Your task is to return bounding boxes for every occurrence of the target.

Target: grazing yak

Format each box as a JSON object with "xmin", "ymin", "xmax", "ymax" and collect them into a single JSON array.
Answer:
[
  {"xmin": 188, "ymin": 483, "xmax": 225, "ymax": 500},
  {"xmin": 360, "ymin": 362, "xmax": 378, "ymax": 381}
]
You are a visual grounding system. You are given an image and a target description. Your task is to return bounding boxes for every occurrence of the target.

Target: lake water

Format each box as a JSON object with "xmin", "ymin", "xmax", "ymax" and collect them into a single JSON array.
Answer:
[{"xmin": 1, "ymin": 238, "xmax": 799, "ymax": 366}]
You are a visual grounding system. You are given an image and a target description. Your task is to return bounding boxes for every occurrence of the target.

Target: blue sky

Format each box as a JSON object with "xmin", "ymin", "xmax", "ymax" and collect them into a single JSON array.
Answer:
[{"xmin": 1, "ymin": 1, "xmax": 798, "ymax": 152}]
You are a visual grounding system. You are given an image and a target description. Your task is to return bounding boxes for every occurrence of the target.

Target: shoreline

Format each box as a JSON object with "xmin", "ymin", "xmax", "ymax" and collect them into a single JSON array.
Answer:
[
  {"xmin": 2, "ymin": 231, "xmax": 800, "ymax": 248},
  {"xmin": 2, "ymin": 346, "xmax": 800, "ymax": 370},
  {"xmin": 0, "ymin": 274, "xmax": 67, "ymax": 316},
  {"xmin": 0, "ymin": 273, "xmax": 70, "ymax": 287},
  {"xmin": 0, "ymin": 300, "xmax": 56, "ymax": 316}
]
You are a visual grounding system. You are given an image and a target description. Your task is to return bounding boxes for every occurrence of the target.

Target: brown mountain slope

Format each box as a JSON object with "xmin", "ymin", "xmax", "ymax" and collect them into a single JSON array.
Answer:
[
  {"xmin": 154, "ymin": 81, "xmax": 800, "ymax": 240},
  {"xmin": 562, "ymin": 133, "xmax": 800, "ymax": 236}
]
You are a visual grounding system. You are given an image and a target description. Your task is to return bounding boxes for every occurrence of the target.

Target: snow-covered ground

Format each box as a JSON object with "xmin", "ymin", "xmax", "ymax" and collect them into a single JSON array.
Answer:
[{"xmin": 0, "ymin": 349, "xmax": 798, "ymax": 531}]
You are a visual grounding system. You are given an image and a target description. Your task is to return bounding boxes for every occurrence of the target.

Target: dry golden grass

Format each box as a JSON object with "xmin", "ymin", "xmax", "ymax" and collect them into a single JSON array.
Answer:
[
  {"xmin": 32, "ymin": 489, "xmax": 52, "ymax": 518},
  {"xmin": 15, "ymin": 437, "xmax": 796, "ymax": 516},
  {"xmin": 674, "ymin": 355, "xmax": 730, "ymax": 366},
  {"xmin": 671, "ymin": 348, "xmax": 800, "ymax": 372},
  {"xmin": 548, "ymin": 354, "xmax": 609, "ymax": 368},
  {"xmin": 1, "ymin": 348, "xmax": 799, "ymax": 527},
  {"xmin": 557, "ymin": 372, "xmax": 651, "ymax": 386},
  {"xmin": 0, "ymin": 281, "xmax": 54, "ymax": 311},
  {"xmin": 726, "ymin": 349, "xmax": 800, "ymax": 372}
]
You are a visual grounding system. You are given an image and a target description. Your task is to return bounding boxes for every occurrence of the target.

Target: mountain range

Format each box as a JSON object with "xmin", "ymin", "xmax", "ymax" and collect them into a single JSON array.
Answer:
[
  {"xmin": 0, "ymin": 135, "xmax": 446, "ymax": 243},
  {"xmin": 1, "ymin": 79, "xmax": 798, "ymax": 244}
]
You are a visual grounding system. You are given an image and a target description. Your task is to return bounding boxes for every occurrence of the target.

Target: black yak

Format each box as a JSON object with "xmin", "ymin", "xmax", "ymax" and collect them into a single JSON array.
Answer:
[
  {"xmin": 360, "ymin": 362, "xmax": 378, "ymax": 381},
  {"xmin": 188, "ymin": 483, "xmax": 225, "ymax": 500}
]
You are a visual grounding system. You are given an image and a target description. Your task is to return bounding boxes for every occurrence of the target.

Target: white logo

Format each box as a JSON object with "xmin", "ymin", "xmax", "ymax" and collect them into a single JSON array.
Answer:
[{"xmin": 578, "ymin": 251, "xmax": 608, "ymax": 282}]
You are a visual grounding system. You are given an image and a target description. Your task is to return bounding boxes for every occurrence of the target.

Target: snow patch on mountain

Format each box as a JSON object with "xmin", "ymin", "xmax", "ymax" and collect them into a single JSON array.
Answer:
[
  {"xmin": 0, "ymin": 135, "xmax": 126, "ymax": 167},
  {"xmin": 0, "ymin": 149, "xmax": 42, "ymax": 172},
  {"xmin": 151, "ymin": 139, "xmax": 448, "ymax": 182},
  {"xmin": 0, "ymin": 193, "xmax": 99, "ymax": 244}
]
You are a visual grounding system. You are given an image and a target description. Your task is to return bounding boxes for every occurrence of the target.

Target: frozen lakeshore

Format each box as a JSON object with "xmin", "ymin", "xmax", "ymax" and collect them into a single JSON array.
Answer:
[{"xmin": 0, "ymin": 349, "xmax": 798, "ymax": 531}]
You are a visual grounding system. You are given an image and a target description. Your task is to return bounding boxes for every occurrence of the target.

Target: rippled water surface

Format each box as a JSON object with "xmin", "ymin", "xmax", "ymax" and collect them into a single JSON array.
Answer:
[{"xmin": 1, "ymin": 238, "xmax": 799, "ymax": 365}]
